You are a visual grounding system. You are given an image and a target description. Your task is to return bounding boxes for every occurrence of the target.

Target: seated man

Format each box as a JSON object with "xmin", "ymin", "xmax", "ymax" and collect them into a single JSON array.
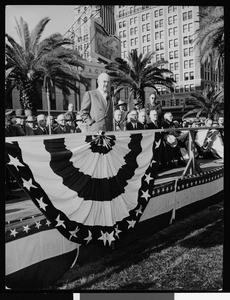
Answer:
[
  {"xmin": 114, "ymin": 109, "xmax": 126, "ymax": 131},
  {"xmin": 34, "ymin": 114, "xmax": 48, "ymax": 135},
  {"xmin": 162, "ymin": 112, "xmax": 186, "ymax": 167},
  {"xmin": 138, "ymin": 110, "xmax": 148, "ymax": 129},
  {"xmin": 126, "ymin": 110, "xmax": 144, "ymax": 130},
  {"xmin": 53, "ymin": 114, "xmax": 75, "ymax": 134}
]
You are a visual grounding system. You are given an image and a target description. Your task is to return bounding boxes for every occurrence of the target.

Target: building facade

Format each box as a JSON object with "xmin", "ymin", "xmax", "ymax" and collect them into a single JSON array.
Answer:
[{"xmin": 115, "ymin": 5, "xmax": 222, "ymax": 118}]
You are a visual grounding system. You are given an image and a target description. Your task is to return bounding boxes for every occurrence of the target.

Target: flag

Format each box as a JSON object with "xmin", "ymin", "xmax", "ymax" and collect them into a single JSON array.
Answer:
[{"xmin": 5, "ymin": 130, "xmax": 161, "ymax": 248}]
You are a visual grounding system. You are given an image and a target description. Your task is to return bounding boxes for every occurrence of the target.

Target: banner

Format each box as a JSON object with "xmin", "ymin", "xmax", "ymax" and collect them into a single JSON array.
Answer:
[{"xmin": 5, "ymin": 131, "xmax": 161, "ymax": 248}]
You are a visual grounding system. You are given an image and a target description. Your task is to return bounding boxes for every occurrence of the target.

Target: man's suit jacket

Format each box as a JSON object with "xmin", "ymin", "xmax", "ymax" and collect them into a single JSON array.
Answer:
[
  {"xmin": 80, "ymin": 89, "xmax": 113, "ymax": 132},
  {"xmin": 126, "ymin": 121, "xmax": 144, "ymax": 130},
  {"xmin": 34, "ymin": 126, "xmax": 48, "ymax": 135},
  {"xmin": 147, "ymin": 121, "xmax": 160, "ymax": 129},
  {"xmin": 53, "ymin": 125, "xmax": 75, "ymax": 134},
  {"xmin": 13, "ymin": 124, "xmax": 26, "ymax": 136}
]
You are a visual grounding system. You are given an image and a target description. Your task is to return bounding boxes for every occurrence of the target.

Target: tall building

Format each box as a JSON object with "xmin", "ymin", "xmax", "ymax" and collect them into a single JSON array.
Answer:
[{"xmin": 114, "ymin": 5, "xmax": 221, "ymax": 118}]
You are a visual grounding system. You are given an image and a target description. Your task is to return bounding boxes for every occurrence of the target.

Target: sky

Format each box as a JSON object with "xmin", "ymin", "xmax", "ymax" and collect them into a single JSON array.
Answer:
[{"xmin": 5, "ymin": 5, "xmax": 76, "ymax": 41}]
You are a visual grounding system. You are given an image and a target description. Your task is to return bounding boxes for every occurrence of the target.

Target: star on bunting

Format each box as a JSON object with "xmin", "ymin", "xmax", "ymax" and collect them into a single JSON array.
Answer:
[
  {"xmin": 22, "ymin": 178, "xmax": 37, "ymax": 191},
  {"xmin": 135, "ymin": 205, "xmax": 143, "ymax": 216},
  {"xmin": 141, "ymin": 189, "xmax": 150, "ymax": 201},
  {"xmin": 55, "ymin": 214, "xmax": 66, "ymax": 228},
  {"xmin": 7, "ymin": 154, "xmax": 24, "ymax": 171},
  {"xmin": 114, "ymin": 226, "xmax": 122, "ymax": 238},
  {"xmin": 127, "ymin": 219, "xmax": 136, "ymax": 229},
  {"xmin": 145, "ymin": 173, "xmax": 153, "ymax": 184},
  {"xmin": 35, "ymin": 221, "xmax": 42, "ymax": 229},
  {"xmin": 10, "ymin": 228, "xmax": 18, "ymax": 237},
  {"xmin": 155, "ymin": 139, "xmax": 161, "ymax": 148},
  {"xmin": 36, "ymin": 197, "xmax": 48, "ymax": 211},
  {"xmin": 23, "ymin": 225, "xmax": 30, "ymax": 233},
  {"xmin": 106, "ymin": 231, "xmax": 116, "ymax": 246},
  {"xmin": 84, "ymin": 230, "xmax": 92, "ymax": 244},
  {"xmin": 69, "ymin": 226, "xmax": 80, "ymax": 240},
  {"xmin": 98, "ymin": 230, "xmax": 107, "ymax": 246},
  {"xmin": 46, "ymin": 219, "xmax": 51, "ymax": 227}
]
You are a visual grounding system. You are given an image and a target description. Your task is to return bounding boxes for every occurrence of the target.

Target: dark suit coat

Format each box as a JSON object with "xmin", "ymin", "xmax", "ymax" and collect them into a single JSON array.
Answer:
[
  {"xmin": 34, "ymin": 126, "xmax": 49, "ymax": 135},
  {"xmin": 147, "ymin": 121, "xmax": 160, "ymax": 129},
  {"xmin": 126, "ymin": 121, "xmax": 144, "ymax": 130},
  {"xmin": 64, "ymin": 111, "xmax": 76, "ymax": 121},
  {"xmin": 53, "ymin": 125, "xmax": 75, "ymax": 134},
  {"xmin": 80, "ymin": 89, "xmax": 113, "ymax": 132},
  {"xmin": 5, "ymin": 125, "xmax": 20, "ymax": 137},
  {"xmin": 12, "ymin": 124, "xmax": 26, "ymax": 136},
  {"xmin": 25, "ymin": 125, "xmax": 35, "ymax": 136}
]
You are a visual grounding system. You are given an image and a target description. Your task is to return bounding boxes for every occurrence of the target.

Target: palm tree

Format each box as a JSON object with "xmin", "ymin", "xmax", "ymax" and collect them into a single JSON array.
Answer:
[
  {"xmin": 194, "ymin": 6, "xmax": 224, "ymax": 71},
  {"xmin": 105, "ymin": 49, "xmax": 175, "ymax": 108},
  {"xmin": 182, "ymin": 85, "xmax": 224, "ymax": 120},
  {"xmin": 5, "ymin": 17, "xmax": 88, "ymax": 113}
]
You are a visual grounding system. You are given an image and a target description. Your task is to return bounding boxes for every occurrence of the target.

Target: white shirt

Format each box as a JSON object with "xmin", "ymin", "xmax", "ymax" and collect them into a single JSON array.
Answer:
[{"xmin": 97, "ymin": 88, "xmax": 108, "ymax": 105}]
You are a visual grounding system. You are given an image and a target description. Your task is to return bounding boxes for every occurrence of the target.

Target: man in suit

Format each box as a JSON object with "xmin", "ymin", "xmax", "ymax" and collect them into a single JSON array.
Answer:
[
  {"xmin": 13, "ymin": 113, "xmax": 27, "ymax": 136},
  {"xmin": 126, "ymin": 110, "xmax": 144, "ymax": 130},
  {"xmin": 64, "ymin": 103, "xmax": 76, "ymax": 125},
  {"xmin": 25, "ymin": 115, "xmax": 37, "ymax": 135},
  {"xmin": 138, "ymin": 110, "xmax": 148, "ymax": 129},
  {"xmin": 80, "ymin": 73, "xmax": 113, "ymax": 132},
  {"xmin": 145, "ymin": 93, "xmax": 163, "ymax": 123},
  {"xmin": 114, "ymin": 109, "xmax": 126, "ymax": 131},
  {"xmin": 147, "ymin": 109, "xmax": 161, "ymax": 129},
  {"xmin": 53, "ymin": 114, "xmax": 75, "ymax": 134},
  {"xmin": 5, "ymin": 110, "xmax": 19, "ymax": 137},
  {"xmin": 34, "ymin": 114, "xmax": 49, "ymax": 135}
]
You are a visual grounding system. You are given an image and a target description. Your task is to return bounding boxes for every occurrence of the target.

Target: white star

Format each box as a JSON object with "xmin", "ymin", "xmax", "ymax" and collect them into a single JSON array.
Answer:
[
  {"xmin": 145, "ymin": 173, "xmax": 153, "ymax": 184},
  {"xmin": 23, "ymin": 225, "xmax": 30, "ymax": 233},
  {"xmin": 106, "ymin": 231, "xmax": 115, "ymax": 246},
  {"xmin": 141, "ymin": 189, "xmax": 150, "ymax": 201},
  {"xmin": 10, "ymin": 228, "xmax": 18, "ymax": 237},
  {"xmin": 35, "ymin": 221, "xmax": 42, "ymax": 229},
  {"xmin": 7, "ymin": 154, "xmax": 24, "ymax": 171},
  {"xmin": 98, "ymin": 230, "xmax": 107, "ymax": 246},
  {"xmin": 114, "ymin": 226, "xmax": 122, "ymax": 238},
  {"xmin": 22, "ymin": 178, "xmax": 37, "ymax": 191},
  {"xmin": 36, "ymin": 197, "xmax": 48, "ymax": 211},
  {"xmin": 135, "ymin": 205, "xmax": 143, "ymax": 216},
  {"xmin": 84, "ymin": 230, "xmax": 92, "ymax": 244},
  {"xmin": 55, "ymin": 214, "xmax": 66, "ymax": 228},
  {"xmin": 46, "ymin": 219, "xmax": 51, "ymax": 227},
  {"xmin": 166, "ymin": 186, "xmax": 169, "ymax": 191},
  {"xmin": 150, "ymin": 160, "xmax": 157, "ymax": 167},
  {"xmin": 155, "ymin": 139, "xmax": 161, "ymax": 148},
  {"xmin": 206, "ymin": 137, "xmax": 213, "ymax": 143},
  {"xmin": 127, "ymin": 219, "xmax": 136, "ymax": 229},
  {"xmin": 69, "ymin": 226, "xmax": 80, "ymax": 240}
]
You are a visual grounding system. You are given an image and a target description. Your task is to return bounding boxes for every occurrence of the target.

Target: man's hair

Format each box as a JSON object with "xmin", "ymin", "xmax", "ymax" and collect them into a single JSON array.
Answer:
[{"xmin": 164, "ymin": 112, "xmax": 172, "ymax": 120}]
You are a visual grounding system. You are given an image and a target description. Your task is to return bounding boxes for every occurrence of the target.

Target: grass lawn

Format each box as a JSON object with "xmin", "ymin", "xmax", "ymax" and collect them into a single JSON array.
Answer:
[{"xmin": 51, "ymin": 200, "xmax": 223, "ymax": 291}]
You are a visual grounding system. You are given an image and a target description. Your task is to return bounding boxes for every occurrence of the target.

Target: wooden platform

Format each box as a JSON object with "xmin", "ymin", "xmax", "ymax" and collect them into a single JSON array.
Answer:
[{"xmin": 5, "ymin": 158, "xmax": 224, "ymax": 223}]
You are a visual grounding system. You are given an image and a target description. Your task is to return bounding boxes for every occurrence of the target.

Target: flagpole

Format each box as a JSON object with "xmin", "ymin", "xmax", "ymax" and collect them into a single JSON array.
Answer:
[{"xmin": 44, "ymin": 75, "xmax": 52, "ymax": 135}]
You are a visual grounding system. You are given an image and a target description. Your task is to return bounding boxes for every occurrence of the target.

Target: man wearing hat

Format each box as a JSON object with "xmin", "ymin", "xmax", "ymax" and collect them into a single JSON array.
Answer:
[
  {"xmin": 117, "ymin": 100, "xmax": 128, "ymax": 125},
  {"xmin": 25, "ymin": 115, "xmax": 37, "ymax": 135},
  {"xmin": 5, "ymin": 110, "xmax": 20, "ymax": 137},
  {"xmin": 64, "ymin": 103, "xmax": 76, "ymax": 124},
  {"xmin": 12, "ymin": 109, "xmax": 27, "ymax": 136},
  {"xmin": 53, "ymin": 114, "xmax": 75, "ymax": 134}
]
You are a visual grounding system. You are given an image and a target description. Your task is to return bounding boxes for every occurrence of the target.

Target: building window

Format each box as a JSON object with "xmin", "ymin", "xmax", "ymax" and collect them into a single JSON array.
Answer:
[
  {"xmin": 131, "ymin": 38, "xmax": 134, "ymax": 46},
  {"xmin": 175, "ymin": 74, "xmax": 179, "ymax": 82},
  {"xmin": 168, "ymin": 6, "xmax": 173, "ymax": 13},
  {"xmin": 147, "ymin": 45, "xmax": 151, "ymax": 52},
  {"xmin": 134, "ymin": 17, "xmax": 137, "ymax": 23},
  {"xmin": 123, "ymin": 40, "xmax": 126, "ymax": 48},
  {"xmin": 155, "ymin": 20, "xmax": 159, "ymax": 28},
  {"xmin": 184, "ymin": 48, "xmax": 188, "ymax": 57},
  {"xmin": 146, "ymin": 13, "xmax": 150, "ymax": 20},
  {"xmin": 174, "ymin": 38, "xmax": 178, "ymax": 47},
  {"xmin": 190, "ymin": 84, "xmax": 195, "ymax": 91},
  {"xmin": 143, "ymin": 35, "xmax": 146, "ymax": 43},
  {"xmin": 168, "ymin": 16, "xmax": 173, "ymax": 25},
  {"xmin": 160, "ymin": 42, "xmax": 164, "ymax": 49},
  {"xmin": 190, "ymin": 71, "xmax": 194, "ymax": 80},
  {"xmin": 175, "ymin": 62, "xmax": 179, "ymax": 70},
  {"xmin": 174, "ymin": 50, "xmax": 178, "ymax": 59},
  {"xmin": 176, "ymin": 99, "xmax": 180, "ymax": 106},
  {"xmin": 124, "ymin": 51, "xmax": 127, "ymax": 58},
  {"xmin": 147, "ymin": 34, "xmax": 150, "ymax": 42},
  {"xmin": 142, "ymin": 24, "xmax": 146, "ymax": 32},
  {"xmin": 170, "ymin": 99, "xmax": 174, "ymax": 106},
  {"xmin": 183, "ymin": 36, "xmax": 188, "ymax": 45},
  {"xmin": 169, "ymin": 51, "xmax": 173, "ymax": 59},
  {"xmin": 142, "ymin": 14, "xmax": 146, "ymax": 21},
  {"xmin": 170, "ymin": 63, "xmax": 174, "ymax": 71},
  {"xmin": 130, "ymin": 18, "xmax": 133, "ymax": 25},
  {"xmin": 156, "ymin": 54, "xmax": 160, "ymax": 61},
  {"xmin": 155, "ymin": 32, "xmax": 159, "ymax": 39},
  {"xmin": 185, "ymin": 84, "xmax": 189, "ymax": 91},
  {"xmin": 143, "ymin": 46, "xmax": 147, "ymax": 54},
  {"xmin": 188, "ymin": 23, "xmax": 193, "ymax": 32},
  {"xmin": 189, "ymin": 47, "xmax": 194, "ymax": 56},
  {"xmin": 175, "ymin": 86, "xmax": 180, "ymax": 93},
  {"xmin": 184, "ymin": 60, "xmax": 188, "ymax": 69},
  {"xmin": 155, "ymin": 43, "xmax": 159, "ymax": 51},
  {"xmin": 169, "ymin": 40, "xmax": 173, "ymax": 48},
  {"xmin": 134, "ymin": 27, "xmax": 138, "ymax": 34},
  {"xmin": 160, "ymin": 53, "xmax": 164, "ymax": 60},
  {"xmin": 160, "ymin": 30, "xmax": 163, "ymax": 38},
  {"xmin": 159, "ymin": 19, "xmax": 163, "ymax": 27},
  {"xmin": 173, "ymin": 27, "xmax": 178, "ymax": 35},
  {"xmin": 188, "ymin": 10, "xmax": 192, "ymax": 19},
  {"xmin": 169, "ymin": 28, "xmax": 173, "ymax": 36},
  {"xmin": 154, "ymin": 10, "xmax": 158, "ymax": 17},
  {"xmin": 123, "ymin": 20, "xmax": 126, "ymax": 27},
  {"xmin": 188, "ymin": 35, "xmax": 193, "ymax": 43},
  {"xmin": 173, "ymin": 15, "xmax": 177, "ymax": 23},
  {"xmin": 162, "ymin": 100, "xmax": 165, "ymax": 106},
  {"xmin": 147, "ymin": 23, "xmax": 150, "ymax": 31},
  {"xmin": 123, "ymin": 30, "xmax": 126, "ymax": 37},
  {"xmin": 119, "ymin": 22, "xmax": 123, "ymax": 28},
  {"xmin": 130, "ymin": 28, "xmax": 134, "ymax": 35},
  {"xmin": 183, "ymin": 24, "xmax": 188, "ymax": 33},
  {"xmin": 159, "ymin": 9, "xmax": 163, "ymax": 16},
  {"xmin": 189, "ymin": 59, "xmax": 194, "ymax": 68},
  {"xmin": 183, "ymin": 12, "xmax": 187, "ymax": 21},
  {"xmin": 184, "ymin": 72, "xmax": 189, "ymax": 80}
]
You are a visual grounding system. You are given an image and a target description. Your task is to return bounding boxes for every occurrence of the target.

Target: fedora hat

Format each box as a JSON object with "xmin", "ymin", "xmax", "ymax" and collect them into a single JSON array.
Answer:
[{"xmin": 26, "ymin": 115, "xmax": 36, "ymax": 123}]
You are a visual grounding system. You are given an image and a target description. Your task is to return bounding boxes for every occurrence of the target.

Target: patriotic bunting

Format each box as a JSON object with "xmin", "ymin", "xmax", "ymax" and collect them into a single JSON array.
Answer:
[{"xmin": 5, "ymin": 131, "xmax": 161, "ymax": 247}]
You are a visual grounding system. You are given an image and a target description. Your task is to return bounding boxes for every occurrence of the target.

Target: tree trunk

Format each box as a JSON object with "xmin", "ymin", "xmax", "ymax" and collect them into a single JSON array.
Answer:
[{"xmin": 19, "ymin": 81, "xmax": 40, "ymax": 113}]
